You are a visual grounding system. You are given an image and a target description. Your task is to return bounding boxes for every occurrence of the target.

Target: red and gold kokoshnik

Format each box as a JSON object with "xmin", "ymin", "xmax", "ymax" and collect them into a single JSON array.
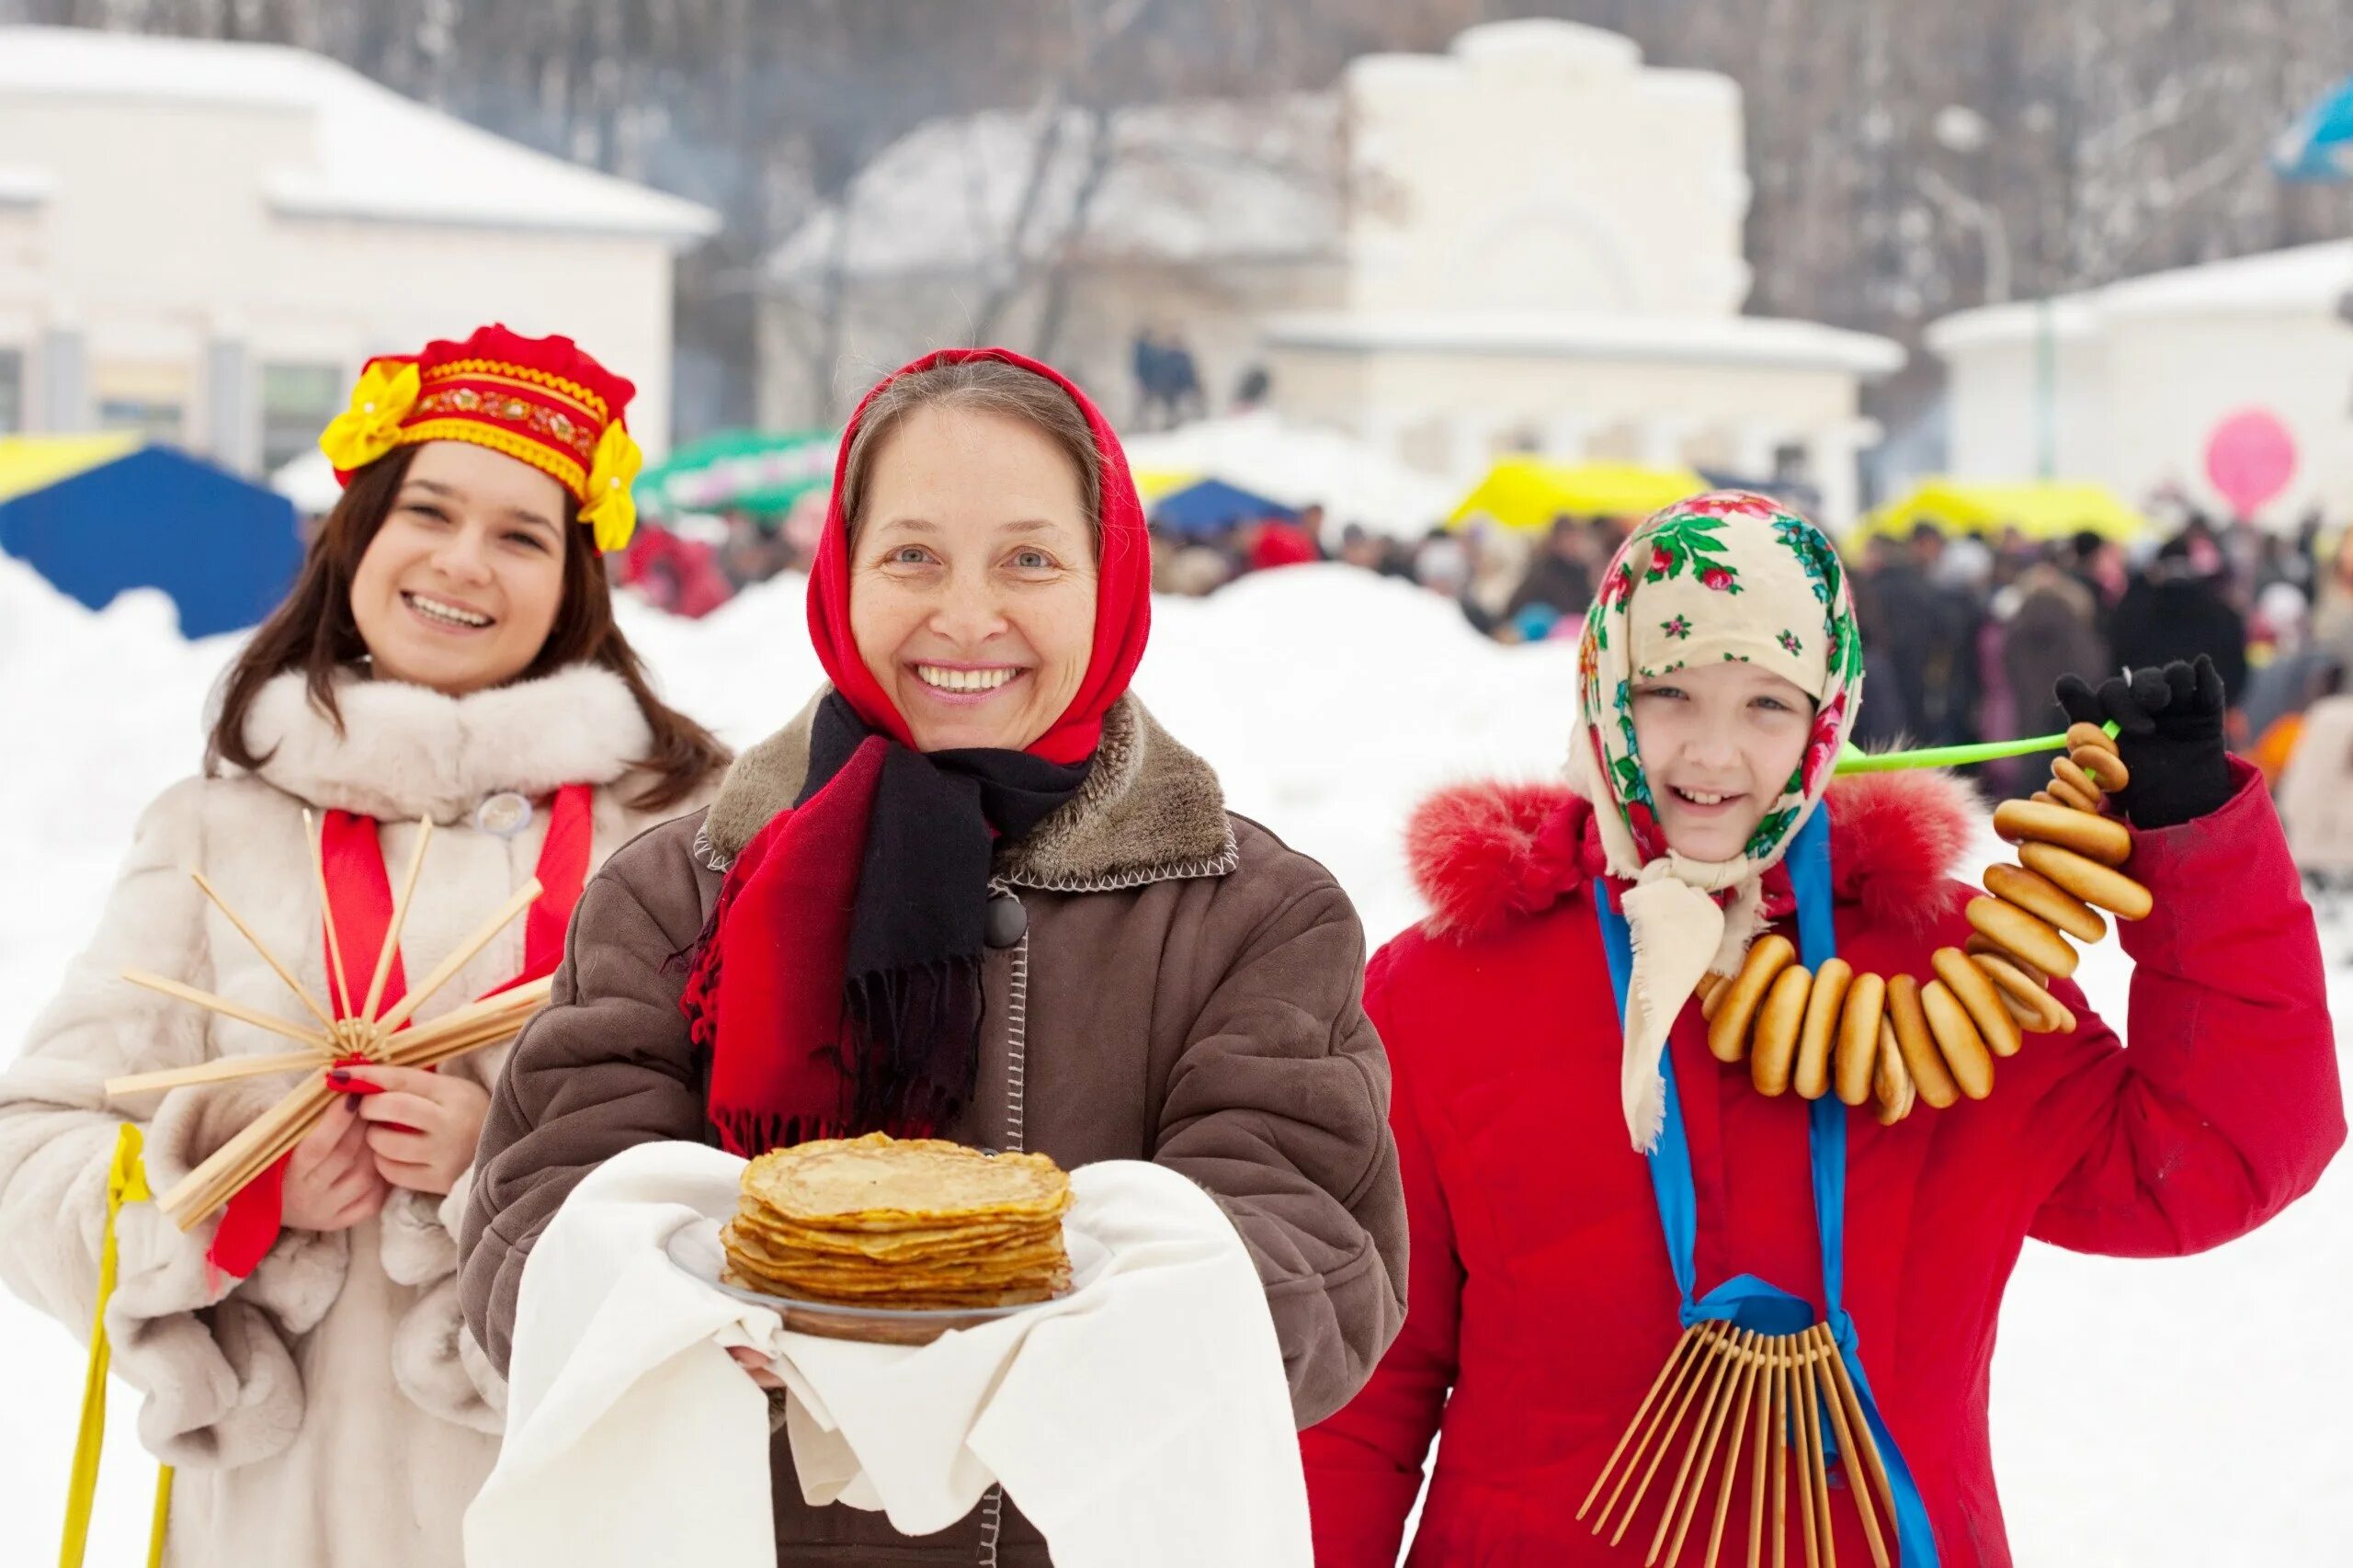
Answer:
[{"xmin": 318, "ymin": 323, "xmax": 643, "ymax": 552}]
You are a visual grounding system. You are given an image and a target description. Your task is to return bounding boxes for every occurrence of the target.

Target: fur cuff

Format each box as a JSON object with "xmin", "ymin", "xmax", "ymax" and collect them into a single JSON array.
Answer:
[
  {"xmin": 381, "ymin": 1185, "xmax": 460, "ymax": 1287},
  {"xmin": 392, "ymin": 1277, "xmax": 506, "ymax": 1433},
  {"xmin": 244, "ymin": 1224, "xmax": 348, "ymax": 1335},
  {"xmin": 120, "ymin": 1297, "xmax": 306, "ymax": 1471},
  {"xmin": 107, "ymin": 1198, "xmax": 236, "ymax": 1324}
]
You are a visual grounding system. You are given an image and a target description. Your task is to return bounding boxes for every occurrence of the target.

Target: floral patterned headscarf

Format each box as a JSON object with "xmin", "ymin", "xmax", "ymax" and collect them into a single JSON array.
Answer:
[{"xmin": 1571, "ymin": 491, "xmax": 1865, "ymax": 1150}]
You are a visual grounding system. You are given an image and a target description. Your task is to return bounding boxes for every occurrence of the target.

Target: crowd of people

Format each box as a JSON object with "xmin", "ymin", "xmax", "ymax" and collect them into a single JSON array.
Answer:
[
  {"xmin": 1148, "ymin": 489, "xmax": 2353, "ymax": 816},
  {"xmin": 1842, "ymin": 509, "xmax": 2348, "ymax": 800},
  {"xmin": 623, "ymin": 460, "xmax": 2353, "ymax": 895}
]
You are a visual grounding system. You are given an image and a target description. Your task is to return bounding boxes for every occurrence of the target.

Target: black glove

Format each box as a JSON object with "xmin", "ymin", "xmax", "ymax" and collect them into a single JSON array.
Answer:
[{"xmin": 2052, "ymin": 655, "xmax": 2233, "ymax": 830}]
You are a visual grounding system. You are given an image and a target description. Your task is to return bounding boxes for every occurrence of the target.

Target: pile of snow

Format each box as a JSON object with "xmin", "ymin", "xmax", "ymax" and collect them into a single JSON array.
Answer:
[
  {"xmin": 1120, "ymin": 413, "xmax": 1458, "ymax": 541},
  {"xmin": 0, "ymin": 559, "xmax": 2345, "ymax": 1564}
]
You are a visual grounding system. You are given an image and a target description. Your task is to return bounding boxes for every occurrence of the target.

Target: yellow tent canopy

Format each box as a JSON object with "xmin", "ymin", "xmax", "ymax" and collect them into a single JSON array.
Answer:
[
  {"xmin": 1868, "ymin": 479, "xmax": 2149, "ymax": 543},
  {"xmin": 1449, "ymin": 458, "xmax": 1710, "ymax": 532},
  {"xmin": 0, "ymin": 434, "xmax": 144, "ymax": 506},
  {"xmin": 1127, "ymin": 468, "xmax": 1199, "ymax": 509}
]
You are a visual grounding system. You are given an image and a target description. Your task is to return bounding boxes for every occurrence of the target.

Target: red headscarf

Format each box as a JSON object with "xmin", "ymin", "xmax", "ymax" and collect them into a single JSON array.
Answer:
[{"xmin": 804, "ymin": 347, "xmax": 1153, "ymax": 766}]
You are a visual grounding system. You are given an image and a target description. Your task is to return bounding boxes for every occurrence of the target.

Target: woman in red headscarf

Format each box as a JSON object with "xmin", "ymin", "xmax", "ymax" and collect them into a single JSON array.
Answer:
[{"xmin": 461, "ymin": 348, "xmax": 1407, "ymax": 1564}]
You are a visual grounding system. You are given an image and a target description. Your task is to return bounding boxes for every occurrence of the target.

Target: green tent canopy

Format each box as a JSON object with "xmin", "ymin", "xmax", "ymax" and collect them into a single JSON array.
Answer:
[{"xmin": 635, "ymin": 428, "xmax": 836, "ymax": 519}]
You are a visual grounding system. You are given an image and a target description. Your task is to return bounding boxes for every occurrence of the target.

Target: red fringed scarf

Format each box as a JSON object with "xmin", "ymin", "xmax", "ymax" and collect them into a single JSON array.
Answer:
[
  {"xmin": 207, "ymin": 784, "xmax": 593, "ymax": 1277},
  {"xmin": 681, "ymin": 347, "xmax": 1152, "ymax": 1156}
]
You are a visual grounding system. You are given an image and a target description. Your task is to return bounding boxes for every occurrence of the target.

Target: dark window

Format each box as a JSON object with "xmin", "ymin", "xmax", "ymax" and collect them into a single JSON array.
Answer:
[{"xmin": 260, "ymin": 363, "xmax": 344, "ymax": 472}]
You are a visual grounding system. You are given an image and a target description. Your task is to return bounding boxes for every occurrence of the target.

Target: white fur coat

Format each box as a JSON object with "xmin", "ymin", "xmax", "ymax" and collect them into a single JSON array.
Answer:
[{"xmin": 0, "ymin": 665, "xmax": 706, "ymax": 1568}]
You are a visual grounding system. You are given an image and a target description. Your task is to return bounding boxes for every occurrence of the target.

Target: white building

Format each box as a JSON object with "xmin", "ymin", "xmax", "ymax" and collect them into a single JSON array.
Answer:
[
  {"xmin": 0, "ymin": 27, "xmax": 717, "ymax": 474},
  {"xmin": 1262, "ymin": 22, "xmax": 1900, "ymax": 528},
  {"xmin": 761, "ymin": 19, "xmax": 1900, "ymax": 527},
  {"xmin": 1926, "ymin": 241, "xmax": 2353, "ymax": 525}
]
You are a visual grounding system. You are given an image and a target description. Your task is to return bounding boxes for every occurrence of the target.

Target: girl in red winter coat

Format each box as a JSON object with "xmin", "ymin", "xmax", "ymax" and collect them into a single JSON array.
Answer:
[{"xmin": 1302, "ymin": 491, "xmax": 2343, "ymax": 1566}]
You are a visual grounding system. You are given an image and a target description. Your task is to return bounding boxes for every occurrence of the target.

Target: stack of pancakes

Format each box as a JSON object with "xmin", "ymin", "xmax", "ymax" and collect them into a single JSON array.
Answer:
[{"xmin": 721, "ymin": 1132, "xmax": 1074, "ymax": 1311}]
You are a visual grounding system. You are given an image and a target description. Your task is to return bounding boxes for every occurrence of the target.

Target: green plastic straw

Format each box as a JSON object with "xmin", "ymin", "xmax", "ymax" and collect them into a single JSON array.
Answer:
[{"xmin": 1834, "ymin": 722, "xmax": 2120, "ymax": 776}]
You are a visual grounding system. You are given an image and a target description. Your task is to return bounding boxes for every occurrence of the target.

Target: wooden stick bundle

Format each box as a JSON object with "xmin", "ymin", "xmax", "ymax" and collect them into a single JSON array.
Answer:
[
  {"xmin": 108, "ymin": 818, "xmax": 551, "ymax": 1231},
  {"xmin": 1582, "ymin": 1323, "xmax": 1895, "ymax": 1568}
]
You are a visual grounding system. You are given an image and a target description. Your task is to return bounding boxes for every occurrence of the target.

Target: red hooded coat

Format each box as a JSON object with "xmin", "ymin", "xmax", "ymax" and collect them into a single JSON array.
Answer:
[{"xmin": 1302, "ymin": 761, "xmax": 2341, "ymax": 1566}]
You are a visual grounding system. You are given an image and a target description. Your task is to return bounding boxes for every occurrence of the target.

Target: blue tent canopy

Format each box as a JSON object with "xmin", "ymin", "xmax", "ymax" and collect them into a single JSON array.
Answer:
[
  {"xmin": 2274, "ymin": 75, "xmax": 2353, "ymax": 181},
  {"xmin": 1149, "ymin": 477, "xmax": 1298, "ymax": 537},
  {"xmin": 0, "ymin": 445, "xmax": 301, "ymax": 638}
]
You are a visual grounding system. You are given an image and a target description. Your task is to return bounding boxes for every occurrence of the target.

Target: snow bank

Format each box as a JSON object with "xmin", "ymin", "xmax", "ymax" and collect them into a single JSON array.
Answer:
[{"xmin": 0, "ymin": 559, "xmax": 2344, "ymax": 1563}]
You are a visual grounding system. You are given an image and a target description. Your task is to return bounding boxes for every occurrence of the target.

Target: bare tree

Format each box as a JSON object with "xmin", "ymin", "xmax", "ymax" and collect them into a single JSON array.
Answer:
[{"xmin": 8, "ymin": 0, "xmax": 2349, "ymax": 433}]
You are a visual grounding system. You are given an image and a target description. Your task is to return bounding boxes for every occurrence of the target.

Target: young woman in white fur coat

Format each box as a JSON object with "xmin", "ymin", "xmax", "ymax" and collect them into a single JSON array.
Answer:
[{"xmin": 0, "ymin": 325, "xmax": 727, "ymax": 1568}]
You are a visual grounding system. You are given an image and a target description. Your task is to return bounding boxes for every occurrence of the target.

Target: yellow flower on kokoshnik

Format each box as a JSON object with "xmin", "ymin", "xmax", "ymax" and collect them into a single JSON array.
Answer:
[
  {"xmin": 579, "ymin": 419, "xmax": 642, "ymax": 552},
  {"xmin": 317, "ymin": 360, "xmax": 422, "ymax": 472}
]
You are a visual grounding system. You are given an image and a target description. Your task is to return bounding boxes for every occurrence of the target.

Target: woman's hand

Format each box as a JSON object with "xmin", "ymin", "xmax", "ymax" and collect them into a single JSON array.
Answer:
[
  {"xmin": 334, "ymin": 1064, "xmax": 492, "ymax": 1197},
  {"xmin": 2054, "ymin": 654, "xmax": 2233, "ymax": 829},
  {"xmin": 280, "ymin": 1096, "xmax": 392, "ymax": 1232},
  {"xmin": 727, "ymin": 1344, "xmax": 785, "ymax": 1390}
]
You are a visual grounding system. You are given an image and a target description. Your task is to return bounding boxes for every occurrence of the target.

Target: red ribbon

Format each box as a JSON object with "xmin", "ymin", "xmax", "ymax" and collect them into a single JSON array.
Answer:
[{"xmin": 206, "ymin": 785, "xmax": 594, "ymax": 1276}]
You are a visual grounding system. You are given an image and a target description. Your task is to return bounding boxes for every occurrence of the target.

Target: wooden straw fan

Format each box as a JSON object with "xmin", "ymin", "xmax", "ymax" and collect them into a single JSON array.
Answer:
[
  {"xmin": 1578, "ymin": 1319, "xmax": 1899, "ymax": 1568},
  {"xmin": 105, "ymin": 814, "xmax": 552, "ymax": 1232}
]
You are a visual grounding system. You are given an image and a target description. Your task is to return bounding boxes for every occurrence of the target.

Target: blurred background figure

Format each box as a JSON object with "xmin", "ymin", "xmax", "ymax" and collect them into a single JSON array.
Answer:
[
  {"xmin": 2112, "ymin": 534, "xmax": 2252, "ymax": 713},
  {"xmin": 1505, "ymin": 515, "xmax": 1598, "ymax": 627},
  {"xmin": 1995, "ymin": 561, "xmax": 2111, "ymax": 795}
]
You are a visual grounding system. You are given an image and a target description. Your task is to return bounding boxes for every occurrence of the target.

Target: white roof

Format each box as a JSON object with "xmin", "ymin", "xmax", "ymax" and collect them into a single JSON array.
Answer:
[
  {"xmin": 0, "ymin": 27, "xmax": 717, "ymax": 244},
  {"xmin": 1926, "ymin": 240, "xmax": 2353, "ymax": 354},
  {"xmin": 1264, "ymin": 309, "xmax": 1904, "ymax": 376},
  {"xmin": 768, "ymin": 94, "xmax": 1341, "ymax": 285},
  {"xmin": 1119, "ymin": 411, "xmax": 1455, "ymax": 540}
]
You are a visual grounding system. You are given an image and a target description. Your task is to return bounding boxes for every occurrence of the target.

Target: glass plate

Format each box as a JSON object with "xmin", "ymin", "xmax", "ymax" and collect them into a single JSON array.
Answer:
[{"xmin": 665, "ymin": 1221, "xmax": 1099, "ymax": 1346}]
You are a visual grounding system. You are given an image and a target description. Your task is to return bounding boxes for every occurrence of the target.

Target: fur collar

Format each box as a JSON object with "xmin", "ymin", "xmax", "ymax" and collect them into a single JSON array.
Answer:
[
  {"xmin": 701, "ymin": 691, "xmax": 1238, "ymax": 891},
  {"xmin": 1408, "ymin": 767, "xmax": 1980, "ymax": 942},
  {"xmin": 239, "ymin": 665, "xmax": 652, "ymax": 823}
]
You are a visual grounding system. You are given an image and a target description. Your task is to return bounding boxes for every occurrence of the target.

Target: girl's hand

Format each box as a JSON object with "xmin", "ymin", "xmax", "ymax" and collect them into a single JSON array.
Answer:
[
  {"xmin": 280, "ymin": 1096, "xmax": 392, "ymax": 1232},
  {"xmin": 2054, "ymin": 655, "xmax": 2232, "ymax": 828},
  {"xmin": 335, "ymin": 1064, "xmax": 492, "ymax": 1197}
]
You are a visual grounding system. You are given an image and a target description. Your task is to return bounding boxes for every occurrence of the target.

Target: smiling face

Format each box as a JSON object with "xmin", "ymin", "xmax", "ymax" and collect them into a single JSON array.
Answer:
[
  {"xmin": 846, "ymin": 404, "xmax": 1098, "ymax": 753},
  {"xmin": 347, "ymin": 440, "xmax": 569, "ymax": 695},
  {"xmin": 1629, "ymin": 658, "xmax": 1816, "ymax": 860}
]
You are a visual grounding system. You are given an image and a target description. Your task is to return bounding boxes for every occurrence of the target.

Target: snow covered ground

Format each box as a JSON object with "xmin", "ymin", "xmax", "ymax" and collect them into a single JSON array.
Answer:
[{"xmin": 1, "ymin": 557, "xmax": 2346, "ymax": 1563}]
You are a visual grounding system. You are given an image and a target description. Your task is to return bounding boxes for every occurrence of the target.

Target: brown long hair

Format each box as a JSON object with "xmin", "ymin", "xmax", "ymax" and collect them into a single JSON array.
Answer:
[{"xmin": 208, "ymin": 445, "xmax": 729, "ymax": 811}]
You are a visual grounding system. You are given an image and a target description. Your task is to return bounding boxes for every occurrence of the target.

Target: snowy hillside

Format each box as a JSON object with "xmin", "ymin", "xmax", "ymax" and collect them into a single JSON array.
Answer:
[{"xmin": 1, "ymin": 557, "xmax": 2344, "ymax": 1564}]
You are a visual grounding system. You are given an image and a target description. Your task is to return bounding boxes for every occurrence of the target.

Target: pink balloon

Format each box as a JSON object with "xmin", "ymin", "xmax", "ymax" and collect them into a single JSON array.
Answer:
[{"xmin": 2204, "ymin": 408, "xmax": 2298, "ymax": 519}]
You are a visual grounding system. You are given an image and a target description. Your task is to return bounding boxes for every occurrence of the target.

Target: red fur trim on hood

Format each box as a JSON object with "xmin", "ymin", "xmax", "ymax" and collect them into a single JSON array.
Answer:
[
  {"xmin": 1821, "ymin": 767, "xmax": 1981, "ymax": 937},
  {"xmin": 1407, "ymin": 768, "xmax": 1979, "ymax": 942}
]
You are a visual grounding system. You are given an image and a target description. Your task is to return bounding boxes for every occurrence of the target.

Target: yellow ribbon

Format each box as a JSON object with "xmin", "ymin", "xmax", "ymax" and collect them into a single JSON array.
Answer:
[
  {"xmin": 62, "ymin": 1123, "xmax": 172, "ymax": 1568},
  {"xmin": 317, "ymin": 360, "xmax": 421, "ymax": 472},
  {"xmin": 578, "ymin": 419, "xmax": 642, "ymax": 553}
]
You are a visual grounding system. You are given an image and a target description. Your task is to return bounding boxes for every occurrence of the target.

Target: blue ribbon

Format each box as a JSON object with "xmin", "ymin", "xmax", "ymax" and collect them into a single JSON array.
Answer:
[{"xmin": 1594, "ymin": 805, "xmax": 1939, "ymax": 1563}]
